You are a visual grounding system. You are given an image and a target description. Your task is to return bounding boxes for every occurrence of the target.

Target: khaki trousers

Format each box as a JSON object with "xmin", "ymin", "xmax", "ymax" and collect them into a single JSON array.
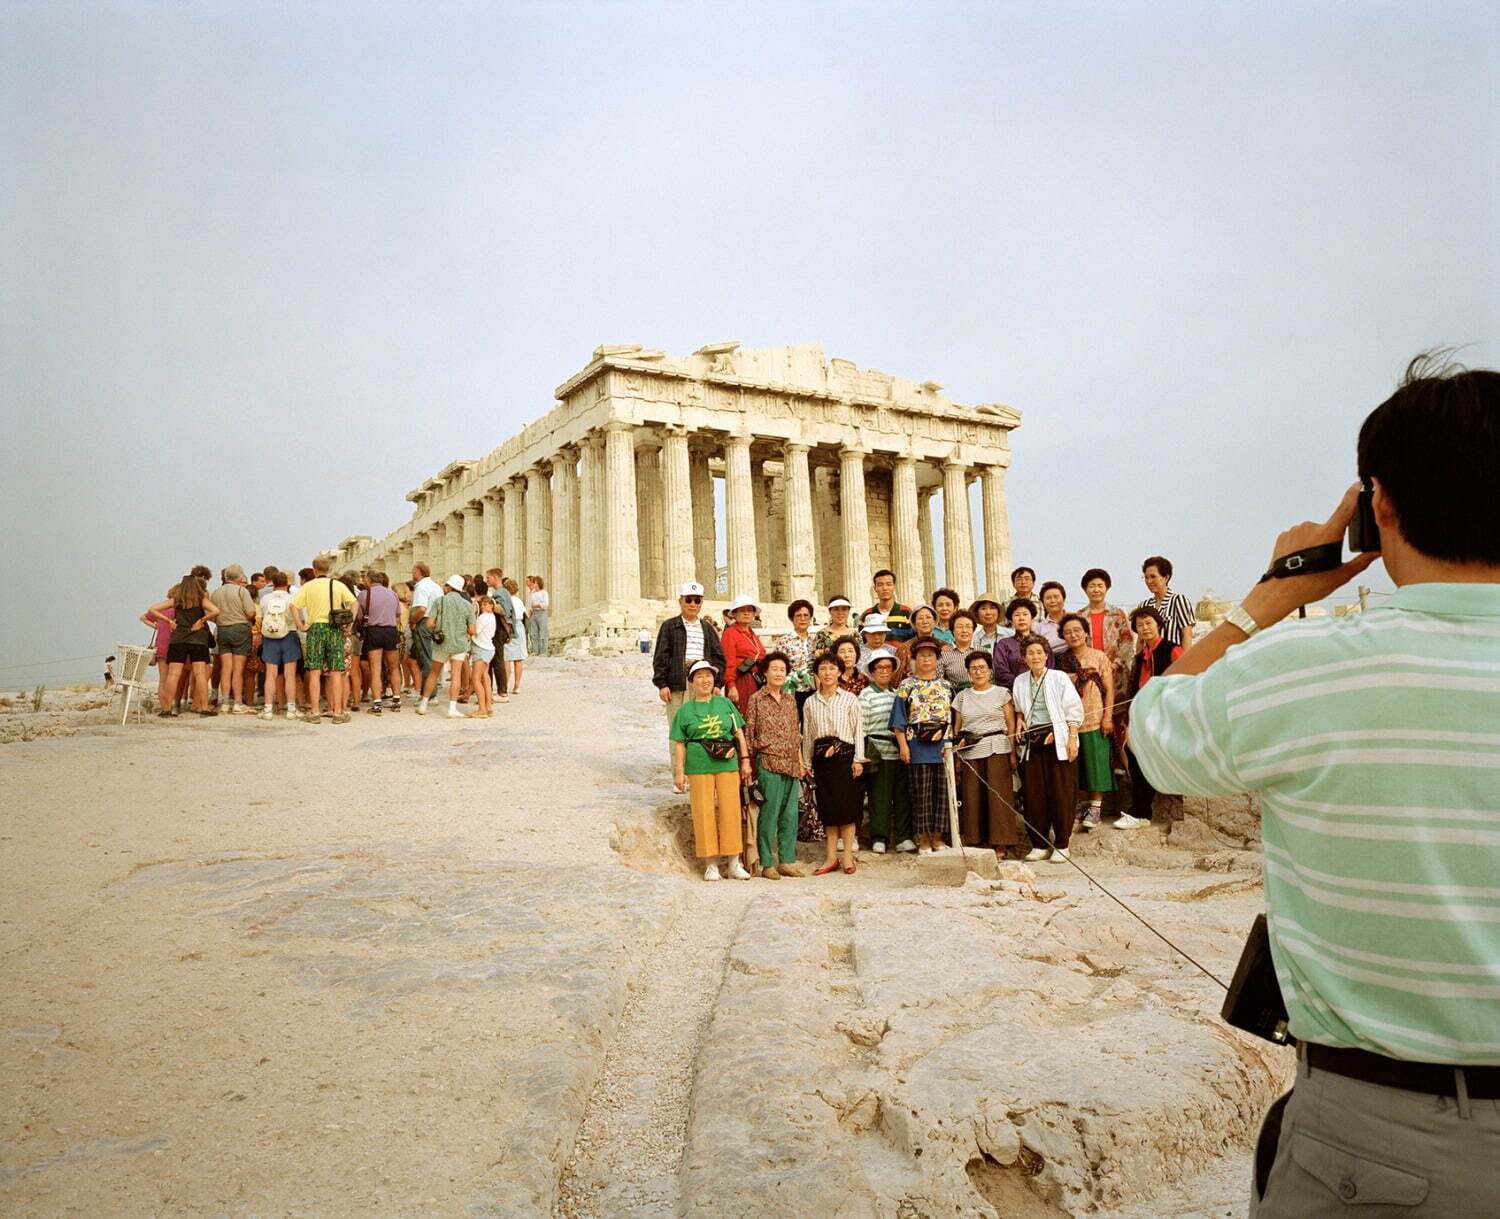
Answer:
[
  {"xmin": 1251, "ymin": 1048, "xmax": 1500, "ymax": 1217},
  {"xmin": 688, "ymin": 771, "xmax": 743, "ymax": 859}
]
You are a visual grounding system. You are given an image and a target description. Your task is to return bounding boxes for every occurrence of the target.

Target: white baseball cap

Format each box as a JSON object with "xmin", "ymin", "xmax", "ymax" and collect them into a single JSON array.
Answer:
[
  {"xmin": 826, "ymin": 596, "xmax": 852, "ymax": 609},
  {"xmin": 446, "ymin": 574, "xmax": 465, "ymax": 590},
  {"xmin": 727, "ymin": 594, "xmax": 758, "ymax": 612},
  {"xmin": 687, "ymin": 659, "xmax": 719, "ymax": 678},
  {"xmin": 679, "ymin": 581, "xmax": 705, "ymax": 597},
  {"xmin": 861, "ymin": 613, "xmax": 888, "ymax": 634}
]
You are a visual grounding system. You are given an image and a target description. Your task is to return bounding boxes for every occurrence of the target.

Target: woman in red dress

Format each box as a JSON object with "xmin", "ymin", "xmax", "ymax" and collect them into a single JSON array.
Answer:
[{"xmin": 721, "ymin": 594, "xmax": 766, "ymax": 710}]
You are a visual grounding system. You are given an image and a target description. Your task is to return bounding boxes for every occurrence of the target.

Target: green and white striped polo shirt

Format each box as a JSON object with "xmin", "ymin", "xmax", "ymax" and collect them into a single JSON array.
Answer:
[{"xmin": 1131, "ymin": 582, "xmax": 1500, "ymax": 1065}]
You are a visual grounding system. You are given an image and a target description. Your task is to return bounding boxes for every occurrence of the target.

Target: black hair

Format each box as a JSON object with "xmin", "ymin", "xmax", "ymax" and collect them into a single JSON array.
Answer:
[
  {"xmin": 812, "ymin": 652, "xmax": 842, "ymax": 674},
  {"xmin": 1130, "ymin": 605, "xmax": 1164, "ymax": 631},
  {"xmin": 1142, "ymin": 555, "xmax": 1174, "ymax": 581},
  {"xmin": 964, "ymin": 649, "xmax": 993, "ymax": 669},
  {"xmin": 1058, "ymin": 613, "xmax": 1088, "ymax": 635},
  {"xmin": 950, "ymin": 609, "xmax": 976, "ymax": 629},
  {"xmin": 1005, "ymin": 598, "xmax": 1036, "ymax": 623},
  {"xmin": 1081, "ymin": 567, "xmax": 1112, "ymax": 590},
  {"xmin": 1039, "ymin": 580, "xmax": 1066, "ymax": 600},
  {"xmin": 931, "ymin": 587, "xmax": 960, "ymax": 609},
  {"xmin": 1358, "ymin": 354, "xmax": 1500, "ymax": 564},
  {"xmin": 1010, "ymin": 565, "xmax": 1036, "ymax": 582},
  {"xmin": 760, "ymin": 650, "xmax": 791, "ymax": 674},
  {"xmin": 787, "ymin": 599, "xmax": 814, "ymax": 620},
  {"xmin": 1021, "ymin": 637, "xmax": 1051, "ymax": 657},
  {"xmin": 872, "ymin": 568, "xmax": 896, "ymax": 582}
]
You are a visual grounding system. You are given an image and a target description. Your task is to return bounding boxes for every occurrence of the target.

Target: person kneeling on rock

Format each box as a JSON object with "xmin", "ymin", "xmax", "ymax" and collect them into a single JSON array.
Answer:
[{"xmin": 670, "ymin": 660, "xmax": 752, "ymax": 882}]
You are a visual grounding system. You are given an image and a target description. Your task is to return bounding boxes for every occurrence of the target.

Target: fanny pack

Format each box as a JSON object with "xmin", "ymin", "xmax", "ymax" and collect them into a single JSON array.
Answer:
[
  {"xmin": 911, "ymin": 722, "xmax": 947, "ymax": 744},
  {"xmin": 813, "ymin": 735, "xmax": 854, "ymax": 761},
  {"xmin": 695, "ymin": 738, "xmax": 738, "ymax": 761},
  {"xmin": 957, "ymin": 728, "xmax": 1006, "ymax": 750}
]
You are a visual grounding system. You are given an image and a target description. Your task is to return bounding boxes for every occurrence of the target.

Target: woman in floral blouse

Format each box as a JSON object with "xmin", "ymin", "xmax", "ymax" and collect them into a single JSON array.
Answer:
[
  {"xmin": 774, "ymin": 599, "xmax": 818, "ymax": 696},
  {"xmin": 811, "ymin": 596, "xmax": 856, "ymax": 657},
  {"xmin": 832, "ymin": 635, "xmax": 868, "ymax": 695},
  {"xmin": 891, "ymin": 638, "xmax": 954, "ymax": 854},
  {"xmin": 1080, "ymin": 567, "xmax": 1134, "ymax": 693},
  {"xmin": 743, "ymin": 651, "xmax": 807, "ymax": 881}
]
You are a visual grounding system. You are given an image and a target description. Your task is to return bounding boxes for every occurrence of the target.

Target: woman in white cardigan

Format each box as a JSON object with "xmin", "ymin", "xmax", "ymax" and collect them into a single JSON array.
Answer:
[{"xmin": 1011, "ymin": 637, "xmax": 1085, "ymax": 862}]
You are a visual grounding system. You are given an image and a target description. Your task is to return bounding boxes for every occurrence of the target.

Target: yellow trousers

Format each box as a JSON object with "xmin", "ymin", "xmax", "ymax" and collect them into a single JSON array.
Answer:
[{"xmin": 688, "ymin": 771, "xmax": 743, "ymax": 859}]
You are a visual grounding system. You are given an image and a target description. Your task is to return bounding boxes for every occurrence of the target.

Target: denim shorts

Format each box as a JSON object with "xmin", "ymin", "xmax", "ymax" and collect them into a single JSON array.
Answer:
[
  {"xmin": 215, "ymin": 623, "xmax": 253, "ymax": 657},
  {"xmin": 261, "ymin": 633, "xmax": 302, "ymax": 667},
  {"xmin": 470, "ymin": 644, "xmax": 496, "ymax": 664}
]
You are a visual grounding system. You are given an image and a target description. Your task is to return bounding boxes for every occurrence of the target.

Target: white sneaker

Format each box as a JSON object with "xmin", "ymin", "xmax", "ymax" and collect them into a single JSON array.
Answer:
[
  {"xmin": 726, "ymin": 858, "xmax": 751, "ymax": 880},
  {"xmin": 895, "ymin": 839, "xmax": 918, "ymax": 853},
  {"xmin": 285, "ymin": 708, "xmax": 300, "ymax": 721},
  {"xmin": 258, "ymin": 708, "xmax": 273, "ymax": 720},
  {"xmin": 1050, "ymin": 846, "xmax": 1071, "ymax": 862},
  {"xmin": 702, "ymin": 863, "xmax": 722, "ymax": 882},
  {"xmin": 1113, "ymin": 814, "xmax": 1147, "ymax": 829},
  {"xmin": 872, "ymin": 841, "xmax": 887, "ymax": 854},
  {"xmin": 1024, "ymin": 847, "xmax": 1051, "ymax": 861},
  {"xmin": 416, "ymin": 699, "xmax": 428, "ymax": 715},
  {"xmin": 447, "ymin": 706, "xmax": 464, "ymax": 719}
]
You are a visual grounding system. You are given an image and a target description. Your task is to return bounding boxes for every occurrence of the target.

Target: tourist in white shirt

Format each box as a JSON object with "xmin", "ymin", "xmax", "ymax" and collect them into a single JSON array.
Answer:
[
  {"xmin": 467, "ymin": 596, "xmax": 497, "ymax": 718},
  {"xmin": 526, "ymin": 576, "xmax": 550, "ymax": 655}
]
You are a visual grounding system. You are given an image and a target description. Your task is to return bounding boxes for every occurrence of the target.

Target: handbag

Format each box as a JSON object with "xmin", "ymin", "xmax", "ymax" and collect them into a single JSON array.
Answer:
[
  {"xmin": 328, "ymin": 578, "xmax": 355, "ymax": 630},
  {"xmin": 813, "ymin": 735, "xmax": 854, "ymax": 761},
  {"xmin": 1014, "ymin": 677, "xmax": 1052, "ymax": 761}
]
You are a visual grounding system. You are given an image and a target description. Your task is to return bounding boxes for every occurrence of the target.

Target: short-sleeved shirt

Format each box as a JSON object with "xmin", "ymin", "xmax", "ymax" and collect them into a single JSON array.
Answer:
[
  {"xmin": 210, "ymin": 583, "xmax": 257, "ymax": 627},
  {"xmin": 1137, "ymin": 591, "xmax": 1196, "ymax": 647},
  {"xmin": 953, "ymin": 684, "xmax": 1012, "ymax": 757},
  {"xmin": 1130, "ymin": 582, "xmax": 1500, "ymax": 1065},
  {"xmin": 859, "ymin": 684, "xmax": 901, "ymax": 759},
  {"xmin": 891, "ymin": 676, "xmax": 952, "ymax": 764},
  {"xmin": 670, "ymin": 695, "xmax": 745, "ymax": 775},
  {"xmin": 411, "ymin": 576, "xmax": 444, "ymax": 617},
  {"xmin": 430, "ymin": 591, "xmax": 477, "ymax": 650},
  {"xmin": 291, "ymin": 577, "xmax": 357, "ymax": 627},
  {"xmin": 359, "ymin": 585, "xmax": 400, "ymax": 628},
  {"xmin": 863, "ymin": 602, "xmax": 914, "ymax": 641},
  {"xmin": 474, "ymin": 612, "xmax": 497, "ymax": 651}
]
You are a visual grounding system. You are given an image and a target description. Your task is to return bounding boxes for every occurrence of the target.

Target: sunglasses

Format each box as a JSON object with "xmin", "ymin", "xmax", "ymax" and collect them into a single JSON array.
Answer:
[{"xmin": 682, "ymin": 596, "xmax": 703, "ymax": 603}]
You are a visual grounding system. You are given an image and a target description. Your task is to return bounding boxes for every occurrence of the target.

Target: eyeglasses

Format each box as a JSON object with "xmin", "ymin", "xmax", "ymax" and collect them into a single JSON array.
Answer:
[{"xmin": 682, "ymin": 596, "xmax": 703, "ymax": 603}]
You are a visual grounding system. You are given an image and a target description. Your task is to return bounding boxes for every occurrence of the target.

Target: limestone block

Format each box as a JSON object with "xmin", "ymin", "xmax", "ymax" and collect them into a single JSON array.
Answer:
[{"xmin": 916, "ymin": 847, "xmax": 999, "ymax": 885}]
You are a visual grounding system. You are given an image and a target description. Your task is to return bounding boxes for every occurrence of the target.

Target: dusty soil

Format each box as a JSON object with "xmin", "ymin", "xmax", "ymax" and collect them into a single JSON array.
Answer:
[{"xmin": 0, "ymin": 656, "xmax": 1284, "ymax": 1217}]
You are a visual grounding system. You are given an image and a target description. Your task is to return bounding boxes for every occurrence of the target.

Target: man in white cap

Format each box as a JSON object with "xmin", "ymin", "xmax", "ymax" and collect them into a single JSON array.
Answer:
[
  {"xmin": 417, "ymin": 575, "xmax": 476, "ymax": 717},
  {"xmin": 652, "ymin": 582, "xmax": 725, "ymax": 759}
]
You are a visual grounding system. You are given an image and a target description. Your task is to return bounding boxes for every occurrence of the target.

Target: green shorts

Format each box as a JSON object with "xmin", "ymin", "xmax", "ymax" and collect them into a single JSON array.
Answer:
[{"xmin": 304, "ymin": 623, "xmax": 347, "ymax": 672}]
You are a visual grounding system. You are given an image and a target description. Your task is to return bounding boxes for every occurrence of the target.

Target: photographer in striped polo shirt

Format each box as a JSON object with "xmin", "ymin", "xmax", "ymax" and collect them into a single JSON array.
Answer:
[{"xmin": 1130, "ymin": 355, "xmax": 1500, "ymax": 1217}]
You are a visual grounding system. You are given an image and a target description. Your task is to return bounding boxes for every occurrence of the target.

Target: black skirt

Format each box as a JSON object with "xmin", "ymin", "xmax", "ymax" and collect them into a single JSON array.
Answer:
[{"xmin": 812, "ymin": 754, "xmax": 863, "ymax": 826}]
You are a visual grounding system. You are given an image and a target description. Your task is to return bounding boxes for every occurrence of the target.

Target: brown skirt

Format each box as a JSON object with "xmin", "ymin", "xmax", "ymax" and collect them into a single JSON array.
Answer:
[{"xmin": 958, "ymin": 750, "xmax": 1022, "ymax": 847}]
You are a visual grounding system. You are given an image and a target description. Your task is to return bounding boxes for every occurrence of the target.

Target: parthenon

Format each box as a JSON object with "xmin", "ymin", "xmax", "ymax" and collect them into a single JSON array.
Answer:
[{"xmin": 326, "ymin": 343, "xmax": 1020, "ymax": 644}]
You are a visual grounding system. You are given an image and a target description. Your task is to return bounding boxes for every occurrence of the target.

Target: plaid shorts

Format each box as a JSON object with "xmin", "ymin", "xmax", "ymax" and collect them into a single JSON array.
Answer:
[
  {"xmin": 303, "ymin": 623, "xmax": 347, "ymax": 672},
  {"xmin": 907, "ymin": 762, "xmax": 947, "ymax": 837}
]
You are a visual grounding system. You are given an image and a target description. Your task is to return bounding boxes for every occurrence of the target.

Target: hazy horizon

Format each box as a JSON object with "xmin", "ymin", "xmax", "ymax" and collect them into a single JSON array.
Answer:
[{"xmin": 3, "ymin": 1, "xmax": 1496, "ymax": 688}]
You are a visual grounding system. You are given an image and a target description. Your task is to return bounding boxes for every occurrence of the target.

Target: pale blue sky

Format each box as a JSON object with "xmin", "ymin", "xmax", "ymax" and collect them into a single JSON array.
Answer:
[{"xmin": 3, "ymin": 1, "xmax": 1496, "ymax": 685}]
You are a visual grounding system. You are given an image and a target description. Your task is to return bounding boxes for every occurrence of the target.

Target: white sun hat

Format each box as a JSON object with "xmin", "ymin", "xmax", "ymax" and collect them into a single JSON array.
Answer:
[
  {"xmin": 687, "ymin": 659, "xmax": 719, "ymax": 678},
  {"xmin": 860, "ymin": 612, "xmax": 889, "ymax": 634},
  {"xmin": 727, "ymin": 594, "xmax": 758, "ymax": 612}
]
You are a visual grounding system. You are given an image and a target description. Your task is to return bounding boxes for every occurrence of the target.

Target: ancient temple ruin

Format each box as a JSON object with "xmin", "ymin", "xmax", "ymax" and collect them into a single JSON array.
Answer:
[{"xmin": 325, "ymin": 343, "xmax": 1020, "ymax": 644}]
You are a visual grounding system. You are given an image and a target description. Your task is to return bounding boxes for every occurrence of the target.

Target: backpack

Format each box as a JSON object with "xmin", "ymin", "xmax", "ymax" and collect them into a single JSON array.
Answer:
[{"xmin": 261, "ymin": 591, "xmax": 292, "ymax": 639}]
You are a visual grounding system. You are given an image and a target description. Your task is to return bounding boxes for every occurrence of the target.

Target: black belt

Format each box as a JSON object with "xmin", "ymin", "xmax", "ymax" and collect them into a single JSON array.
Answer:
[{"xmin": 1306, "ymin": 1042, "xmax": 1500, "ymax": 1099}]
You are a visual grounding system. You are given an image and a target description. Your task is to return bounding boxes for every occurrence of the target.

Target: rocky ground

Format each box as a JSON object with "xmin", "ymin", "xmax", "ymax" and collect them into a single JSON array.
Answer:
[{"xmin": 0, "ymin": 656, "xmax": 1288, "ymax": 1217}]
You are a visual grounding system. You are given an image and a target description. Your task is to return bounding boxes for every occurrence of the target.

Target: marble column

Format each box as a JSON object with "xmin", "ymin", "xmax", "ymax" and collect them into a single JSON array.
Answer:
[
  {"xmin": 443, "ymin": 513, "xmax": 462, "ymax": 579},
  {"xmin": 751, "ymin": 460, "xmax": 771, "ymax": 603},
  {"xmin": 839, "ymin": 447, "xmax": 871, "ymax": 606},
  {"xmin": 941, "ymin": 458, "xmax": 976, "ymax": 602},
  {"xmin": 578, "ymin": 435, "xmax": 605, "ymax": 605},
  {"xmin": 635, "ymin": 440, "xmax": 665, "ymax": 599},
  {"xmin": 814, "ymin": 465, "xmax": 843, "ymax": 601},
  {"xmin": 461, "ymin": 502, "xmax": 483, "ymax": 574},
  {"xmin": 766, "ymin": 468, "xmax": 787, "ymax": 602},
  {"xmin": 503, "ymin": 477, "xmax": 526, "ymax": 583},
  {"xmin": 723, "ymin": 433, "xmax": 759, "ymax": 601},
  {"xmin": 603, "ymin": 421, "xmax": 641, "ymax": 602},
  {"xmin": 481, "ymin": 490, "xmax": 503, "ymax": 573},
  {"xmin": 782, "ymin": 442, "xmax": 816, "ymax": 604},
  {"xmin": 980, "ymin": 464, "xmax": 1012, "ymax": 599},
  {"xmin": 689, "ymin": 446, "xmax": 717, "ymax": 589},
  {"xmin": 660, "ymin": 426, "xmax": 695, "ymax": 596},
  {"xmin": 551, "ymin": 447, "xmax": 579, "ymax": 616},
  {"xmin": 526, "ymin": 465, "xmax": 551, "ymax": 585},
  {"xmin": 918, "ymin": 487, "xmax": 937, "ymax": 601},
  {"xmin": 891, "ymin": 456, "xmax": 924, "ymax": 604}
]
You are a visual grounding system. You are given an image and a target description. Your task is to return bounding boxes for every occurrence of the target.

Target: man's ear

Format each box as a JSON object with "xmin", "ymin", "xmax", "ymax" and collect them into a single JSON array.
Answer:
[{"xmin": 1371, "ymin": 479, "xmax": 1400, "ymax": 530}]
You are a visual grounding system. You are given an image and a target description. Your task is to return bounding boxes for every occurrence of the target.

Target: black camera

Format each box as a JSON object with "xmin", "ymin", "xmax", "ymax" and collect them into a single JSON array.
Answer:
[
  {"xmin": 1347, "ymin": 482, "xmax": 1381, "ymax": 554},
  {"xmin": 1222, "ymin": 914, "xmax": 1296, "ymax": 1046}
]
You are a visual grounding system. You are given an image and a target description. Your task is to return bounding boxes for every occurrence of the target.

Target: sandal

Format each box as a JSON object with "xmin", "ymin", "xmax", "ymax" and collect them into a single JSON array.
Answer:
[
  {"xmin": 812, "ymin": 862, "xmax": 841, "ymax": 876},
  {"xmin": 843, "ymin": 862, "xmax": 857, "ymax": 874}
]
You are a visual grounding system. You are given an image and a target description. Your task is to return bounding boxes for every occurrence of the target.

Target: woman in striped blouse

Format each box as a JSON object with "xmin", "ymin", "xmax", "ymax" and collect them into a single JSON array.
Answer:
[
  {"xmin": 802, "ymin": 652, "xmax": 866, "ymax": 875},
  {"xmin": 1137, "ymin": 555, "xmax": 1195, "ymax": 649}
]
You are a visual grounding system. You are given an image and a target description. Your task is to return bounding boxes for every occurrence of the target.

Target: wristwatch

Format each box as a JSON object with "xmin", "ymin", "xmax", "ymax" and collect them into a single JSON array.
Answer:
[{"xmin": 1226, "ymin": 604, "xmax": 1262, "ymax": 638}]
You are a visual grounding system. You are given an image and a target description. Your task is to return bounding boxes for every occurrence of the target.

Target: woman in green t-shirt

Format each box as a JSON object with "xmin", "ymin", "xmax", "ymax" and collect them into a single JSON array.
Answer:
[{"xmin": 670, "ymin": 660, "xmax": 752, "ymax": 881}]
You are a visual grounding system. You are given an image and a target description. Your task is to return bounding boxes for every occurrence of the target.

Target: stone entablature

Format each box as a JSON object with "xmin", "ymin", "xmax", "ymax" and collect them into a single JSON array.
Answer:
[{"xmin": 329, "ymin": 343, "xmax": 1021, "ymax": 647}]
